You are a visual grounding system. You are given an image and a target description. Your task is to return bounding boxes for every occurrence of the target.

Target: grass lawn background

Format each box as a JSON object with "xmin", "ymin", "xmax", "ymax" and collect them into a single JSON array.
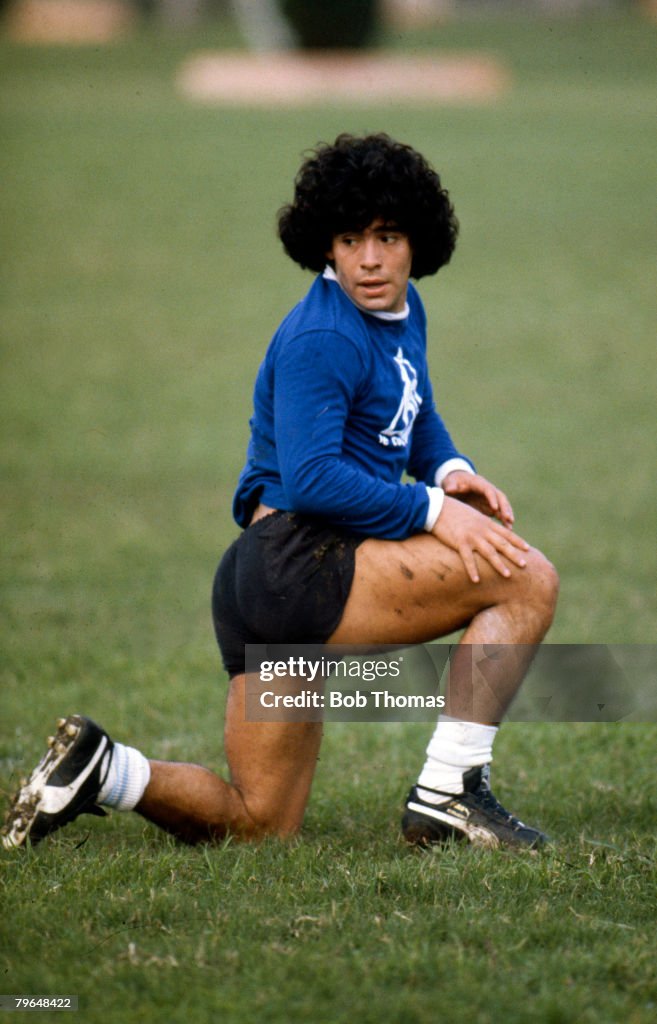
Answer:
[{"xmin": 1, "ymin": 9, "xmax": 656, "ymax": 1023}]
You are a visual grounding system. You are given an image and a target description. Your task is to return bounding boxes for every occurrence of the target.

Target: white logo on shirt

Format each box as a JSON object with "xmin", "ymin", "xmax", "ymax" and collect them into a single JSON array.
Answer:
[{"xmin": 378, "ymin": 347, "xmax": 422, "ymax": 448}]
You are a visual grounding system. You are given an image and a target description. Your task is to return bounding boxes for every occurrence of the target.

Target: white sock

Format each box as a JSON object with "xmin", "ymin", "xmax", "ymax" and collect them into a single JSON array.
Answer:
[
  {"xmin": 98, "ymin": 743, "xmax": 151, "ymax": 812},
  {"xmin": 417, "ymin": 715, "xmax": 498, "ymax": 804}
]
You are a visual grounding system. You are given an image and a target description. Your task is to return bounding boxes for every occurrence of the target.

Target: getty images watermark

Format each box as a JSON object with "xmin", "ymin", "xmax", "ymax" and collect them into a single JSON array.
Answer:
[
  {"xmin": 244, "ymin": 644, "xmax": 657, "ymax": 723},
  {"xmin": 257, "ymin": 652, "xmax": 444, "ymax": 713}
]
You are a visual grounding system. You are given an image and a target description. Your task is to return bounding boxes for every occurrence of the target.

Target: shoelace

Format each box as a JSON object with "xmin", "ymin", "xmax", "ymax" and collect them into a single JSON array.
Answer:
[{"xmin": 473, "ymin": 784, "xmax": 523, "ymax": 829}]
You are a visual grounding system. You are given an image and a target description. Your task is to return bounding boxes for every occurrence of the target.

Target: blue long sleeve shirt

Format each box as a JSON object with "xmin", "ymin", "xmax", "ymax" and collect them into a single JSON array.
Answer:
[{"xmin": 233, "ymin": 273, "xmax": 472, "ymax": 540}]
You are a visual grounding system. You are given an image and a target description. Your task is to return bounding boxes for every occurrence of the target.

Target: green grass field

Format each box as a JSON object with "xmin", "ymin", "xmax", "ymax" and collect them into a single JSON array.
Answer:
[{"xmin": 1, "ymin": 9, "xmax": 656, "ymax": 1023}]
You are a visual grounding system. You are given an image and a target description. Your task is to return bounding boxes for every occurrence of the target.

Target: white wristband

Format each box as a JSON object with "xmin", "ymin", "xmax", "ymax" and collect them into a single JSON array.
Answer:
[
  {"xmin": 424, "ymin": 486, "xmax": 445, "ymax": 531},
  {"xmin": 435, "ymin": 458, "xmax": 475, "ymax": 487}
]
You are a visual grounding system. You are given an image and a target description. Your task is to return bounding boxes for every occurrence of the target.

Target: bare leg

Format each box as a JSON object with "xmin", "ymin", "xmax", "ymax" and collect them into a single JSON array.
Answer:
[
  {"xmin": 329, "ymin": 533, "xmax": 559, "ymax": 722},
  {"xmin": 327, "ymin": 532, "xmax": 558, "ymax": 848},
  {"xmin": 136, "ymin": 674, "xmax": 322, "ymax": 843}
]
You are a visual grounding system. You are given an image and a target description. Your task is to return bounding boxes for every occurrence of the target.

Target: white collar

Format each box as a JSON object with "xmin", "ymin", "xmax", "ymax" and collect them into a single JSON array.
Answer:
[{"xmin": 323, "ymin": 266, "xmax": 410, "ymax": 321}]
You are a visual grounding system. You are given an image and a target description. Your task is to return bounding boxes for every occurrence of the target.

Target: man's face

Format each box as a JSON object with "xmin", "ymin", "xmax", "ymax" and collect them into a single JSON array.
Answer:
[{"xmin": 326, "ymin": 218, "xmax": 413, "ymax": 314}]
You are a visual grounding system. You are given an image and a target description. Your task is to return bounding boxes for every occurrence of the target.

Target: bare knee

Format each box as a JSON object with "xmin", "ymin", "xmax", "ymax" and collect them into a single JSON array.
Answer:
[
  {"xmin": 232, "ymin": 792, "xmax": 304, "ymax": 840},
  {"xmin": 516, "ymin": 547, "xmax": 560, "ymax": 632},
  {"xmin": 186, "ymin": 794, "xmax": 303, "ymax": 845}
]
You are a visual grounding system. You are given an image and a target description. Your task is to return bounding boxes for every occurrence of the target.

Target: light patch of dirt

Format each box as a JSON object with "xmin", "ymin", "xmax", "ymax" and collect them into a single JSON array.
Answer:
[
  {"xmin": 6, "ymin": 0, "xmax": 134, "ymax": 44},
  {"xmin": 176, "ymin": 51, "xmax": 511, "ymax": 107}
]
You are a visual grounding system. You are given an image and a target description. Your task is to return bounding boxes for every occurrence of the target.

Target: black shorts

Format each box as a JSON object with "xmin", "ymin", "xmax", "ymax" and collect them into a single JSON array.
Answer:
[{"xmin": 212, "ymin": 511, "xmax": 364, "ymax": 678}]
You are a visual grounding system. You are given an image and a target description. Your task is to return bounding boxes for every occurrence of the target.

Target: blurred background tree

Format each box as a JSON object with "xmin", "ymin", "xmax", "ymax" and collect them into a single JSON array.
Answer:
[{"xmin": 280, "ymin": 0, "xmax": 380, "ymax": 49}]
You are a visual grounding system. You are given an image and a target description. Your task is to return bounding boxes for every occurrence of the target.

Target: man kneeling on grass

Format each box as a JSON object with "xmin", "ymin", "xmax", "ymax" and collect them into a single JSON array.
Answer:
[{"xmin": 2, "ymin": 134, "xmax": 558, "ymax": 853}]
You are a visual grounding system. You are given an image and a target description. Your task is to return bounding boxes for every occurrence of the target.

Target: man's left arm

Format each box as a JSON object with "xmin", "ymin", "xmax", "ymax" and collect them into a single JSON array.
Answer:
[
  {"xmin": 406, "ymin": 373, "xmax": 472, "ymax": 480},
  {"xmin": 408, "ymin": 378, "xmax": 516, "ymax": 530}
]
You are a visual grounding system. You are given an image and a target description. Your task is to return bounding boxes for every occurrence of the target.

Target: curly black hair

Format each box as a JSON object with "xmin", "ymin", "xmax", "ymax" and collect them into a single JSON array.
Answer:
[{"xmin": 277, "ymin": 133, "xmax": 458, "ymax": 279}]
